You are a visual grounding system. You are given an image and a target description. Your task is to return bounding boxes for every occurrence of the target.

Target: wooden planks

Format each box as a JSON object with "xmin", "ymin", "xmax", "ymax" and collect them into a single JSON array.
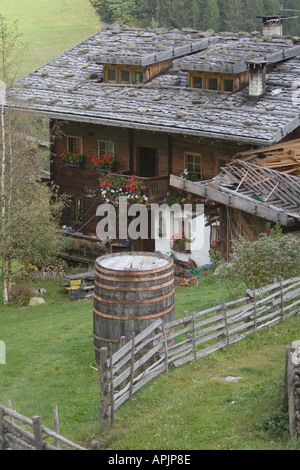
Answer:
[
  {"xmin": 100, "ymin": 278, "xmax": 300, "ymax": 426},
  {"xmin": 235, "ymin": 139, "xmax": 300, "ymax": 176}
]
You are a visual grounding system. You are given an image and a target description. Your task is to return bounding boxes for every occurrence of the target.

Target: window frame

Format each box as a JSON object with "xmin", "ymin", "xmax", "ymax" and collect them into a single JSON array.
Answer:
[
  {"xmin": 134, "ymin": 70, "xmax": 145, "ymax": 84},
  {"xmin": 98, "ymin": 140, "xmax": 115, "ymax": 160},
  {"xmin": 207, "ymin": 76, "xmax": 219, "ymax": 91},
  {"xmin": 67, "ymin": 136, "xmax": 83, "ymax": 155},
  {"xmin": 184, "ymin": 152, "xmax": 202, "ymax": 180},
  {"xmin": 222, "ymin": 78, "xmax": 234, "ymax": 93},
  {"xmin": 106, "ymin": 68, "xmax": 118, "ymax": 83},
  {"xmin": 69, "ymin": 196, "xmax": 84, "ymax": 224},
  {"xmin": 218, "ymin": 156, "xmax": 230, "ymax": 173},
  {"xmin": 193, "ymin": 75, "xmax": 204, "ymax": 89},
  {"xmin": 120, "ymin": 69, "xmax": 131, "ymax": 84}
]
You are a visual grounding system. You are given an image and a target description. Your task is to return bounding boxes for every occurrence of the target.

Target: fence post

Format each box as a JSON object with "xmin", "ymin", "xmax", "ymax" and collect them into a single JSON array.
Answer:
[
  {"xmin": 192, "ymin": 314, "xmax": 197, "ymax": 360},
  {"xmin": 32, "ymin": 415, "xmax": 43, "ymax": 450},
  {"xmin": 109, "ymin": 343, "xmax": 115, "ymax": 427},
  {"xmin": 0, "ymin": 407, "xmax": 6, "ymax": 450},
  {"xmin": 253, "ymin": 288, "xmax": 258, "ymax": 332},
  {"xmin": 183, "ymin": 310, "xmax": 189, "ymax": 341},
  {"xmin": 280, "ymin": 280, "xmax": 284, "ymax": 322},
  {"xmin": 129, "ymin": 333, "xmax": 136, "ymax": 401},
  {"xmin": 52, "ymin": 403, "xmax": 60, "ymax": 449},
  {"xmin": 216, "ymin": 299, "xmax": 224, "ymax": 344},
  {"xmin": 161, "ymin": 319, "xmax": 169, "ymax": 375},
  {"xmin": 100, "ymin": 347, "xmax": 109, "ymax": 427}
]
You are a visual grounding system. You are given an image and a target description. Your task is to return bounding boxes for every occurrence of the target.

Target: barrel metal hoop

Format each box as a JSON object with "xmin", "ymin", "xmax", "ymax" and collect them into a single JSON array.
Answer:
[
  {"xmin": 94, "ymin": 289, "xmax": 174, "ymax": 305},
  {"xmin": 93, "ymin": 303, "xmax": 174, "ymax": 321},
  {"xmin": 94, "ymin": 278, "xmax": 174, "ymax": 292}
]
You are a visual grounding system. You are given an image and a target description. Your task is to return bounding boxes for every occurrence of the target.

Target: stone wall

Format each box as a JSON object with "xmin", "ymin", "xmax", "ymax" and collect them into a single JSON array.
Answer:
[{"xmin": 284, "ymin": 340, "xmax": 300, "ymax": 439}]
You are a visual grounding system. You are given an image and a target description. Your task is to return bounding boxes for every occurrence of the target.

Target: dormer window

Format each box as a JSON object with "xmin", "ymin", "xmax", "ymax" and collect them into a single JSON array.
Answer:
[
  {"xmin": 223, "ymin": 79, "xmax": 234, "ymax": 92},
  {"xmin": 193, "ymin": 76, "xmax": 203, "ymax": 89},
  {"xmin": 121, "ymin": 70, "xmax": 131, "ymax": 84},
  {"xmin": 134, "ymin": 71, "xmax": 144, "ymax": 84},
  {"xmin": 208, "ymin": 77, "xmax": 218, "ymax": 91},
  {"xmin": 189, "ymin": 71, "xmax": 248, "ymax": 93},
  {"xmin": 107, "ymin": 69, "xmax": 117, "ymax": 82}
]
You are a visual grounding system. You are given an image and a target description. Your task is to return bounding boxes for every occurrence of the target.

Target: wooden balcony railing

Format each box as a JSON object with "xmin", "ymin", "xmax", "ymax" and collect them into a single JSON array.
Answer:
[
  {"xmin": 114, "ymin": 173, "xmax": 169, "ymax": 203},
  {"xmin": 143, "ymin": 176, "xmax": 169, "ymax": 203}
]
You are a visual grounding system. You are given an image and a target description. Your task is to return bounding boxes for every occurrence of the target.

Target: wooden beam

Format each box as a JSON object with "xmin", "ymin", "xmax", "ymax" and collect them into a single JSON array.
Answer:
[{"xmin": 169, "ymin": 175, "xmax": 294, "ymax": 226}]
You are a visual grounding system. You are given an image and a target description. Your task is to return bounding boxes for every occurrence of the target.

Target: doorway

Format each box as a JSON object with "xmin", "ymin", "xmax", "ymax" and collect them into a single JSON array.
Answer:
[{"xmin": 137, "ymin": 147, "xmax": 158, "ymax": 177}]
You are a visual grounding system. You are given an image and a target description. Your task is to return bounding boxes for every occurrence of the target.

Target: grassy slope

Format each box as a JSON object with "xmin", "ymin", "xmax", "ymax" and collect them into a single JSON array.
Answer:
[
  {"xmin": 0, "ymin": 275, "xmax": 300, "ymax": 450},
  {"xmin": 1, "ymin": 0, "xmax": 101, "ymax": 78},
  {"xmin": 1, "ymin": 1, "xmax": 300, "ymax": 451}
]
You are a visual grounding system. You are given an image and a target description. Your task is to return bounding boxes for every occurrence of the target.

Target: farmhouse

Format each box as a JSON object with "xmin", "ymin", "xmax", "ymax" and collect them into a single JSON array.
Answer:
[{"xmin": 9, "ymin": 18, "xmax": 300, "ymax": 265}]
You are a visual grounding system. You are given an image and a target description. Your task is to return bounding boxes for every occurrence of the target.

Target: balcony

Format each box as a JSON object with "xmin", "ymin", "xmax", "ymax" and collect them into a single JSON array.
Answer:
[
  {"xmin": 98, "ymin": 171, "xmax": 170, "ymax": 204},
  {"xmin": 142, "ymin": 176, "xmax": 169, "ymax": 203}
]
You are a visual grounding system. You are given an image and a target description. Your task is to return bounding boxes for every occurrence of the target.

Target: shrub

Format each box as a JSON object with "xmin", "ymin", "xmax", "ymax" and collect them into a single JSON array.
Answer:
[{"xmin": 221, "ymin": 224, "xmax": 300, "ymax": 288}]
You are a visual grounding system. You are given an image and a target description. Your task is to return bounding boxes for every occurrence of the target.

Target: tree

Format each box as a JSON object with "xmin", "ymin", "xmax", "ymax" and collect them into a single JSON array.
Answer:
[
  {"xmin": 0, "ymin": 17, "xmax": 67, "ymax": 304},
  {"xmin": 202, "ymin": 0, "xmax": 220, "ymax": 31}
]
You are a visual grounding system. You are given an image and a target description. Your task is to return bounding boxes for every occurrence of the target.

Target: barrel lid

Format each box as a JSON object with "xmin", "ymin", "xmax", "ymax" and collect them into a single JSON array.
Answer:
[{"xmin": 97, "ymin": 253, "xmax": 170, "ymax": 272}]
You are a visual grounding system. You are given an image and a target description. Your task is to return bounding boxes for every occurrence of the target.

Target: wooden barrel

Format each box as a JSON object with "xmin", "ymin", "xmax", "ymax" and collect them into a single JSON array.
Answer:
[{"xmin": 93, "ymin": 252, "xmax": 175, "ymax": 364}]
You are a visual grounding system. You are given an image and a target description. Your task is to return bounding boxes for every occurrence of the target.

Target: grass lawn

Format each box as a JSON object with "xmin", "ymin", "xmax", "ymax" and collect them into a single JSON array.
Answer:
[
  {"xmin": 1, "ymin": 0, "xmax": 101, "ymax": 78},
  {"xmin": 0, "ymin": 272, "xmax": 300, "ymax": 450}
]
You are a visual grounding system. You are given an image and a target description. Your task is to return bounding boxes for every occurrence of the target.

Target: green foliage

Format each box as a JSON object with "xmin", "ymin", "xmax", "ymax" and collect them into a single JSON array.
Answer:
[
  {"xmin": 90, "ymin": 0, "xmax": 299, "ymax": 35},
  {"xmin": 1, "ymin": 278, "xmax": 300, "ymax": 449},
  {"xmin": 222, "ymin": 224, "xmax": 300, "ymax": 288},
  {"xmin": 258, "ymin": 407, "xmax": 289, "ymax": 436}
]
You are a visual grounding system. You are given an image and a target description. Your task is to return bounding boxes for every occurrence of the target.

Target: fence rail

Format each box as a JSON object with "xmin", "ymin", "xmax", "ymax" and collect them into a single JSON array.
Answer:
[
  {"xmin": 100, "ymin": 277, "xmax": 300, "ymax": 426},
  {"xmin": 0, "ymin": 404, "xmax": 87, "ymax": 450}
]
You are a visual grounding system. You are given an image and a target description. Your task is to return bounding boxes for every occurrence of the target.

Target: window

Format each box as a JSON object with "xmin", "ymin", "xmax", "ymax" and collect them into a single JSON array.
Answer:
[
  {"xmin": 134, "ymin": 71, "xmax": 144, "ymax": 84},
  {"xmin": 107, "ymin": 68, "xmax": 117, "ymax": 82},
  {"xmin": 120, "ymin": 70, "xmax": 130, "ymax": 83},
  {"xmin": 70, "ymin": 197, "xmax": 84, "ymax": 223},
  {"xmin": 218, "ymin": 157, "xmax": 230, "ymax": 173},
  {"xmin": 193, "ymin": 76, "xmax": 203, "ymax": 89},
  {"xmin": 98, "ymin": 140, "xmax": 115, "ymax": 159},
  {"xmin": 67, "ymin": 136, "xmax": 82, "ymax": 154},
  {"xmin": 184, "ymin": 153, "xmax": 202, "ymax": 180},
  {"xmin": 223, "ymin": 79, "xmax": 234, "ymax": 92},
  {"xmin": 207, "ymin": 77, "xmax": 218, "ymax": 91}
]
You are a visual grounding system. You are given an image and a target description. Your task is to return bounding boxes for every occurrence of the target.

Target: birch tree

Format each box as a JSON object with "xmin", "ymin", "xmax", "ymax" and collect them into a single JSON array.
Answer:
[{"xmin": 0, "ymin": 16, "xmax": 67, "ymax": 304}]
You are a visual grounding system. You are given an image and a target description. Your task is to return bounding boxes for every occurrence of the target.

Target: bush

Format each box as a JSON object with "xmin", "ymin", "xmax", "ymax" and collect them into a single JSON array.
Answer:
[
  {"xmin": 221, "ymin": 224, "xmax": 300, "ymax": 289},
  {"xmin": 258, "ymin": 407, "xmax": 289, "ymax": 437}
]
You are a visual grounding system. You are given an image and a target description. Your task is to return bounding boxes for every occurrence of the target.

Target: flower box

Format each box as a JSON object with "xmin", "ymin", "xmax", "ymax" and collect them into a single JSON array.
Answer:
[{"xmin": 60, "ymin": 150, "xmax": 84, "ymax": 167}]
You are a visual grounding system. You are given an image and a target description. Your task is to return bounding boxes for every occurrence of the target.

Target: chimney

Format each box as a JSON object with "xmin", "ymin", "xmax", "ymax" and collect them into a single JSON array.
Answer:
[
  {"xmin": 248, "ymin": 60, "xmax": 267, "ymax": 100},
  {"xmin": 257, "ymin": 15, "xmax": 283, "ymax": 37}
]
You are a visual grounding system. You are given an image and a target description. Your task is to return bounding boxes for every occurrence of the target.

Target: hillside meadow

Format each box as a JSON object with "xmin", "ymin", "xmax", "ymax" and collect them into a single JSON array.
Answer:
[
  {"xmin": 1, "ymin": 0, "xmax": 101, "ymax": 79},
  {"xmin": 0, "ymin": 274, "xmax": 300, "ymax": 450}
]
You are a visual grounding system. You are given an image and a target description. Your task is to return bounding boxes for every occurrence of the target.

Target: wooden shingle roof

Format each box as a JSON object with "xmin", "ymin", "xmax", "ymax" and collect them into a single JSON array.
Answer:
[{"xmin": 9, "ymin": 25, "xmax": 300, "ymax": 146}]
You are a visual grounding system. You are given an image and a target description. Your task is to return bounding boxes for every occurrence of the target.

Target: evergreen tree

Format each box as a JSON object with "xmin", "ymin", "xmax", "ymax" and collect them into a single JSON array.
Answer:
[{"xmin": 202, "ymin": 0, "xmax": 220, "ymax": 31}]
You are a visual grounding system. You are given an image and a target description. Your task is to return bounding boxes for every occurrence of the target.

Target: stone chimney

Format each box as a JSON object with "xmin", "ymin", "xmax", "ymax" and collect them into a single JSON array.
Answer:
[
  {"xmin": 257, "ymin": 15, "xmax": 283, "ymax": 37},
  {"xmin": 248, "ymin": 60, "xmax": 267, "ymax": 100}
]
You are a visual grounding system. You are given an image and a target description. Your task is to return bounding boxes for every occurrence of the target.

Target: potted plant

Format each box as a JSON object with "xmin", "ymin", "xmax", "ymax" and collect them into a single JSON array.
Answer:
[
  {"xmin": 91, "ymin": 152, "xmax": 114, "ymax": 172},
  {"xmin": 60, "ymin": 150, "xmax": 84, "ymax": 167},
  {"xmin": 171, "ymin": 232, "xmax": 191, "ymax": 253}
]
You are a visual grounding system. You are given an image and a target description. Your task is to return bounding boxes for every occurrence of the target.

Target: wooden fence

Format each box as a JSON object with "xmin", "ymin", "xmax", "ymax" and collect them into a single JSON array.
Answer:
[
  {"xmin": 0, "ymin": 403, "xmax": 90, "ymax": 450},
  {"xmin": 100, "ymin": 277, "xmax": 300, "ymax": 426}
]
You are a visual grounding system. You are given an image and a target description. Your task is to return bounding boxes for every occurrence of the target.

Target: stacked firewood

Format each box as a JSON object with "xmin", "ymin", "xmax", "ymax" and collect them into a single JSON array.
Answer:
[{"xmin": 173, "ymin": 256, "xmax": 200, "ymax": 287}]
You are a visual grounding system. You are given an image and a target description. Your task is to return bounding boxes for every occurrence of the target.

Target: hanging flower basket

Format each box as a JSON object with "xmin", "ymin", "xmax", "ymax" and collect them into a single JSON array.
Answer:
[{"xmin": 60, "ymin": 150, "xmax": 84, "ymax": 167}]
